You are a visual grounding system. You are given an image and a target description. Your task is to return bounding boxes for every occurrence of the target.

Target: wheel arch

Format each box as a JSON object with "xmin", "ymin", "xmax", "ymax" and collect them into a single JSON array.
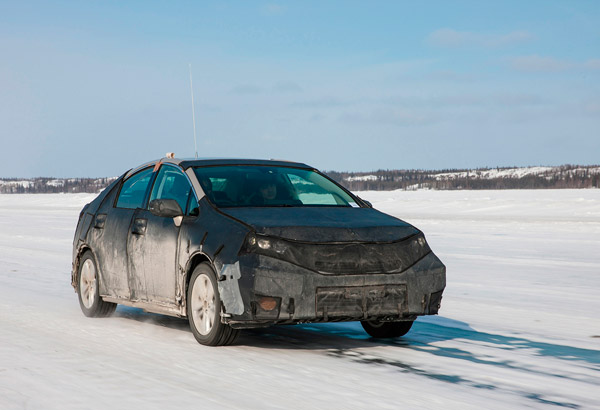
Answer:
[
  {"xmin": 72, "ymin": 245, "xmax": 106, "ymax": 295},
  {"xmin": 182, "ymin": 252, "xmax": 214, "ymax": 314},
  {"xmin": 72, "ymin": 244, "xmax": 93, "ymax": 289}
]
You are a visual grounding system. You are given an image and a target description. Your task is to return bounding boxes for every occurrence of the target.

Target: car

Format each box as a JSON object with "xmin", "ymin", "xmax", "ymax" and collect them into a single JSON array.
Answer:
[{"xmin": 72, "ymin": 156, "xmax": 446, "ymax": 346}]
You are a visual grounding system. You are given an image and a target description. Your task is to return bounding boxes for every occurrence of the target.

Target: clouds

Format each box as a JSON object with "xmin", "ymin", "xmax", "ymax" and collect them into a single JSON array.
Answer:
[
  {"xmin": 2, "ymin": 1, "xmax": 600, "ymax": 177},
  {"xmin": 426, "ymin": 28, "xmax": 534, "ymax": 48},
  {"xmin": 230, "ymin": 81, "xmax": 303, "ymax": 95},
  {"xmin": 231, "ymin": 84, "xmax": 262, "ymax": 95},
  {"xmin": 261, "ymin": 3, "xmax": 285, "ymax": 16},
  {"xmin": 509, "ymin": 55, "xmax": 600, "ymax": 72},
  {"xmin": 289, "ymin": 96, "xmax": 349, "ymax": 108},
  {"xmin": 425, "ymin": 27, "xmax": 600, "ymax": 76},
  {"xmin": 584, "ymin": 101, "xmax": 600, "ymax": 114},
  {"xmin": 272, "ymin": 81, "xmax": 303, "ymax": 93},
  {"xmin": 585, "ymin": 59, "xmax": 600, "ymax": 70},
  {"xmin": 403, "ymin": 93, "xmax": 546, "ymax": 108},
  {"xmin": 509, "ymin": 55, "xmax": 571, "ymax": 72},
  {"xmin": 339, "ymin": 108, "xmax": 432, "ymax": 127}
]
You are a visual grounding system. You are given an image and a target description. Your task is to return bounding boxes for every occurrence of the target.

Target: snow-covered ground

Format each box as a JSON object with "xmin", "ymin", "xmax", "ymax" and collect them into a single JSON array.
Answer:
[{"xmin": 1, "ymin": 191, "xmax": 599, "ymax": 409}]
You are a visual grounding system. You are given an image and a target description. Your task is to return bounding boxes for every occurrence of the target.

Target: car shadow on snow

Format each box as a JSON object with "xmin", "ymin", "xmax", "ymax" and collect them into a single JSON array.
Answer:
[
  {"xmin": 113, "ymin": 306, "xmax": 597, "ymax": 406},
  {"xmin": 114, "ymin": 305, "xmax": 600, "ymax": 372},
  {"xmin": 241, "ymin": 317, "xmax": 597, "ymax": 409},
  {"xmin": 243, "ymin": 317, "xmax": 599, "ymax": 366},
  {"xmin": 248, "ymin": 318, "xmax": 599, "ymax": 363},
  {"xmin": 112, "ymin": 309, "xmax": 596, "ymax": 408}
]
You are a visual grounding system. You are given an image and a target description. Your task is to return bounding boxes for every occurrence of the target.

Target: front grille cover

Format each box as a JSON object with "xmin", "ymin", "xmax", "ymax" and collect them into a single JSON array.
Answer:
[
  {"xmin": 316, "ymin": 284, "xmax": 407, "ymax": 319},
  {"xmin": 249, "ymin": 232, "xmax": 431, "ymax": 275}
]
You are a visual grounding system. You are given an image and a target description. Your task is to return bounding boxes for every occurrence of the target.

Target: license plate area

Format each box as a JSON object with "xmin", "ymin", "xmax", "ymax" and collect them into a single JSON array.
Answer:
[{"xmin": 316, "ymin": 284, "xmax": 407, "ymax": 319}]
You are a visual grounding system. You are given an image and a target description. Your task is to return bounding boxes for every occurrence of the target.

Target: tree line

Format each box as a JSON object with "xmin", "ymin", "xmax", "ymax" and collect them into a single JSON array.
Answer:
[
  {"xmin": 0, "ymin": 177, "xmax": 116, "ymax": 194},
  {"xmin": 1, "ymin": 165, "xmax": 598, "ymax": 194},
  {"xmin": 326, "ymin": 165, "xmax": 600, "ymax": 191}
]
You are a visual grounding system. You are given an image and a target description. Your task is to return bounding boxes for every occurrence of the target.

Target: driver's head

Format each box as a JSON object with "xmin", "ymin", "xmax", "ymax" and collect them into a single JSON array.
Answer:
[{"xmin": 259, "ymin": 182, "xmax": 277, "ymax": 200}]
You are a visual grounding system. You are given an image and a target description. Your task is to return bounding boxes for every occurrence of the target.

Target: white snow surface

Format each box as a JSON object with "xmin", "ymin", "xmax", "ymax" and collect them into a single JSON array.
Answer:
[{"xmin": 1, "ymin": 191, "xmax": 599, "ymax": 409}]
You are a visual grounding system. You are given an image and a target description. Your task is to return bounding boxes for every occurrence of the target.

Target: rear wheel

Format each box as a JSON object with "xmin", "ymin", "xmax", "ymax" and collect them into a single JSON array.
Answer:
[
  {"xmin": 361, "ymin": 320, "xmax": 414, "ymax": 338},
  {"xmin": 77, "ymin": 251, "xmax": 116, "ymax": 317},
  {"xmin": 187, "ymin": 262, "xmax": 239, "ymax": 346}
]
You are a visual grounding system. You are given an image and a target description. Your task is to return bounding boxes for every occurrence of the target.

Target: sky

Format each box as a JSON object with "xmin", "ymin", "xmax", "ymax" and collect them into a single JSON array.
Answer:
[{"xmin": 1, "ymin": 0, "xmax": 599, "ymax": 177}]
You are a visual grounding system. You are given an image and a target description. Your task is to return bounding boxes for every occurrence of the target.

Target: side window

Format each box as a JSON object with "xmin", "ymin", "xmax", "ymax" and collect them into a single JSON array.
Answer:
[
  {"xmin": 186, "ymin": 189, "xmax": 199, "ymax": 216},
  {"xmin": 149, "ymin": 165, "xmax": 194, "ymax": 215},
  {"xmin": 116, "ymin": 168, "xmax": 154, "ymax": 209}
]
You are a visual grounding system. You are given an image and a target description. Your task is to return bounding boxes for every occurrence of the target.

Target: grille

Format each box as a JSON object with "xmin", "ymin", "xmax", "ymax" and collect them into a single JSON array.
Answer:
[
  {"xmin": 250, "ymin": 232, "xmax": 431, "ymax": 275},
  {"xmin": 316, "ymin": 284, "xmax": 407, "ymax": 319},
  {"xmin": 282, "ymin": 233, "xmax": 429, "ymax": 275}
]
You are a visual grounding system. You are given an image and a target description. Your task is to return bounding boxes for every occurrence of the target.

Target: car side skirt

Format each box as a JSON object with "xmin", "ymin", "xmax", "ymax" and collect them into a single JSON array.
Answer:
[{"xmin": 101, "ymin": 296, "xmax": 185, "ymax": 318}]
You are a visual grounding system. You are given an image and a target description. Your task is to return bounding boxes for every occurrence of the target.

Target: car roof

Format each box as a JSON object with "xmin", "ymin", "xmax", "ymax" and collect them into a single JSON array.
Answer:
[
  {"xmin": 124, "ymin": 157, "xmax": 313, "ymax": 179},
  {"xmin": 179, "ymin": 158, "xmax": 312, "ymax": 169}
]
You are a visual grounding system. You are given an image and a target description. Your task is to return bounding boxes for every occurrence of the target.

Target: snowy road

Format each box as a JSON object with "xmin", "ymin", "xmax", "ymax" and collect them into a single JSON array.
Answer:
[{"xmin": 1, "ymin": 191, "xmax": 599, "ymax": 409}]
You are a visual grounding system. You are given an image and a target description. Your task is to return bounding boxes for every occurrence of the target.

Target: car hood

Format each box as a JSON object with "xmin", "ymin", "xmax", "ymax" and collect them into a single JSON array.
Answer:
[{"xmin": 220, "ymin": 207, "xmax": 419, "ymax": 242}]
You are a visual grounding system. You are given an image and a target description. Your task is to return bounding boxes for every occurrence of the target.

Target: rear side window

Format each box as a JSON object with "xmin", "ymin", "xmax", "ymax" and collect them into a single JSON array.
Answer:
[{"xmin": 116, "ymin": 168, "xmax": 153, "ymax": 209}]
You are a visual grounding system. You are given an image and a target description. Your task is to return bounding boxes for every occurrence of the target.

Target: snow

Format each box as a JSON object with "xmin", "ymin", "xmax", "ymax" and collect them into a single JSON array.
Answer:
[
  {"xmin": 346, "ymin": 175, "xmax": 379, "ymax": 182},
  {"xmin": 46, "ymin": 179, "xmax": 65, "ymax": 187},
  {"xmin": 435, "ymin": 166, "xmax": 555, "ymax": 180},
  {"xmin": 1, "ymin": 191, "xmax": 599, "ymax": 409},
  {"xmin": 0, "ymin": 180, "xmax": 33, "ymax": 188},
  {"xmin": 433, "ymin": 166, "xmax": 600, "ymax": 181}
]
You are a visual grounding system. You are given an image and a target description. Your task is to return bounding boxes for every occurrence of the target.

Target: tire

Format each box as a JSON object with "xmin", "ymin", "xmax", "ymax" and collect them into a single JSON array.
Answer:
[
  {"xmin": 361, "ymin": 320, "xmax": 414, "ymax": 338},
  {"xmin": 77, "ymin": 250, "xmax": 117, "ymax": 317},
  {"xmin": 187, "ymin": 262, "xmax": 239, "ymax": 346}
]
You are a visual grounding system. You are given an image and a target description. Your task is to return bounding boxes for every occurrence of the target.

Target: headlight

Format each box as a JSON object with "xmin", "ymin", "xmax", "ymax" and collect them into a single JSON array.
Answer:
[
  {"xmin": 257, "ymin": 238, "xmax": 271, "ymax": 250},
  {"xmin": 244, "ymin": 234, "xmax": 289, "ymax": 256},
  {"xmin": 410, "ymin": 233, "xmax": 430, "ymax": 257}
]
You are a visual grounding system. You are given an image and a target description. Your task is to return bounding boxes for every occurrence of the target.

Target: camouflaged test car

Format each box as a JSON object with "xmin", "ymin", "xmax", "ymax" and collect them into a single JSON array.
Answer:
[{"xmin": 72, "ymin": 156, "xmax": 446, "ymax": 346}]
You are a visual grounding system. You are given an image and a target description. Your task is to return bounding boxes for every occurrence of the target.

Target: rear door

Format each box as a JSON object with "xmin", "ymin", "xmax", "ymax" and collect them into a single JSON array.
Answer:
[{"xmin": 127, "ymin": 164, "xmax": 196, "ymax": 305}]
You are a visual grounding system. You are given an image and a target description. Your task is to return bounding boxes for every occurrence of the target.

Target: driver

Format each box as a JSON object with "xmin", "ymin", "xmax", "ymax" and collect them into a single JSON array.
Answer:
[
  {"xmin": 247, "ymin": 176, "xmax": 279, "ymax": 205},
  {"xmin": 259, "ymin": 181, "xmax": 277, "ymax": 201}
]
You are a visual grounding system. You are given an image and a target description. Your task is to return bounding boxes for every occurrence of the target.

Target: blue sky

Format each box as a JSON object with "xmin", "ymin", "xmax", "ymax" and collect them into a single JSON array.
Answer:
[{"xmin": 1, "ymin": 0, "xmax": 599, "ymax": 177}]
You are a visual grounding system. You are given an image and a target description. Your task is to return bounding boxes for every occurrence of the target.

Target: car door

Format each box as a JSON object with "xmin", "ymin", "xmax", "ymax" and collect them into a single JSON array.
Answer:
[
  {"xmin": 127, "ymin": 164, "xmax": 196, "ymax": 305},
  {"xmin": 99, "ymin": 167, "xmax": 154, "ymax": 300}
]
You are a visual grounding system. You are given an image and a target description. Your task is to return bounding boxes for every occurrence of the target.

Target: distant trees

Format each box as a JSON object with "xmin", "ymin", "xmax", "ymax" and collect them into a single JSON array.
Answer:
[
  {"xmin": 326, "ymin": 165, "xmax": 600, "ymax": 191},
  {"xmin": 0, "ymin": 177, "xmax": 116, "ymax": 194},
  {"xmin": 1, "ymin": 165, "xmax": 599, "ymax": 194}
]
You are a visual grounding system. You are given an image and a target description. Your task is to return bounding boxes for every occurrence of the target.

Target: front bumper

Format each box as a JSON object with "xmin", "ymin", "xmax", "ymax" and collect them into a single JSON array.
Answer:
[{"xmin": 227, "ymin": 251, "xmax": 446, "ymax": 328}]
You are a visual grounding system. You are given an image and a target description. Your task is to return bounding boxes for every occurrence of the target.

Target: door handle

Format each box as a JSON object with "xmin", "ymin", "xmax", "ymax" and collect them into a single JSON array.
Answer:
[{"xmin": 132, "ymin": 218, "xmax": 147, "ymax": 235}]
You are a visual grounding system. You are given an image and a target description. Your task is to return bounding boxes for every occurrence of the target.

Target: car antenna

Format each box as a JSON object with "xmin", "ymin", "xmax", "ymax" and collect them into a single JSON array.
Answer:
[{"xmin": 189, "ymin": 63, "xmax": 198, "ymax": 159}]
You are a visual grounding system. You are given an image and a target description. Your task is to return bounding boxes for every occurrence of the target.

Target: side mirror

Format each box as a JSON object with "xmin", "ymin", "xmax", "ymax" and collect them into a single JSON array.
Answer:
[
  {"xmin": 358, "ymin": 197, "xmax": 373, "ymax": 208},
  {"xmin": 149, "ymin": 199, "xmax": 183, "ymax": 218}
]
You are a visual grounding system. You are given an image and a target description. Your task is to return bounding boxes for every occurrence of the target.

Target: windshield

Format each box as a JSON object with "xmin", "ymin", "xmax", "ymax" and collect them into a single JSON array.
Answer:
[{"xmin": 193, "ymin": 165, "xmax": 359, "ymax": 208}]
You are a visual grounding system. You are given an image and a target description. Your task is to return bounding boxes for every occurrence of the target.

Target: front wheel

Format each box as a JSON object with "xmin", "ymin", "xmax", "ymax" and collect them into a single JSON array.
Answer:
[
  {"xmin": 77, "ymin": 251, "xmax": 116, "ymax": 317},
  {"xmin": 361, "ymin": 320, "xmax": 414, "ymax": 338},
  {"xmin": 187, "ymin": 262, "xmax": 239, "ymax": 346}
]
